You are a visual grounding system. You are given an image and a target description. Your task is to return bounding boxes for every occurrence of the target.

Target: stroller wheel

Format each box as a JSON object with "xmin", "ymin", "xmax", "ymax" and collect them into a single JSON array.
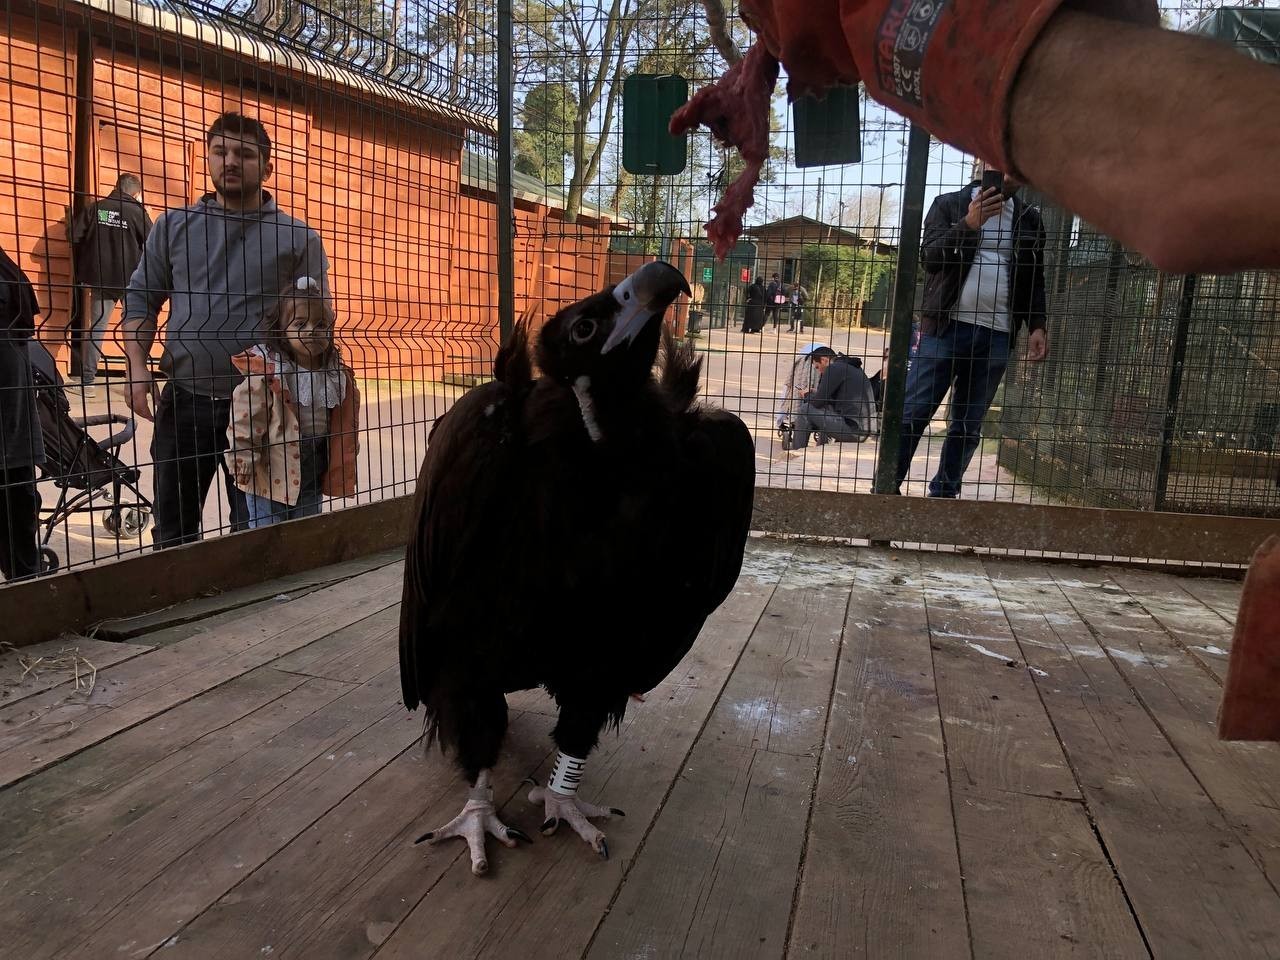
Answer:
[
  {"xmin": 121, "ymin": 507, "xmax": 151, "ymax": 539},
  {"xmin": 103, "ymin": 508, "xmax": 122, "ymax": 536},
  {"xmin": 39, "ymin": 547, "xmax": 60, "ymax": 575}
]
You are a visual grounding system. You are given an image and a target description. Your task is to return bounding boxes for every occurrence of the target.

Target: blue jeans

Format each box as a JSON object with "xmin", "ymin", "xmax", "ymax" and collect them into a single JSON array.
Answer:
[
  {"xmin": 244, "ymin": 436, "xmax": 329, "ymax": 527},
  {"xmin": 896, "ymin": 321, "xmax": 1010, "ymax": 498},
  {"xmin": 80, "ymin": 290, "xmax": 119, "ymax": 385}
]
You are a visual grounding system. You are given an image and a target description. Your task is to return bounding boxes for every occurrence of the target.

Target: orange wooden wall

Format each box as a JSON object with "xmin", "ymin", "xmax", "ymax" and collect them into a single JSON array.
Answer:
[
  {"xmin": 2, "ymin": 7, "xmax": 615, "ymax": 381},
  {"xmin": 0, "ymin": 17, "xmax": 75, "ymax": 332}
]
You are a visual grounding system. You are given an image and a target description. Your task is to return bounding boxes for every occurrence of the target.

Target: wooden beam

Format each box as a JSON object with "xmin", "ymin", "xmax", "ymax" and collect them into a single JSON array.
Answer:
[
  {"xmin": 0, "ymin": 497, "xmax": 414, "ymax": 649},
  {"xmin": 6, "ymin": 487, "xmax": 1270, "ymax": 650},
  {"xmin": 1218, "ymin": 536, "xmax": 1280, "ymax": 741},
  {"xmin": 750, "ymin": 488, "xmax": 1279, "ymax": 567}
]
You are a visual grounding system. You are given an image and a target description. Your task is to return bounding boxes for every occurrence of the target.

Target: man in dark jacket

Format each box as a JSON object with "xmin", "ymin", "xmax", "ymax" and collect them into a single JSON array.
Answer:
[
  {"xmin": 70, "ymin": 173, "xmax": 151, "ymax": 397},
  {"xmin": 784, "ymin": 347, "xmax": 879, "ymax": 450},
  {"xmin": 764, "ymin": 273, "xmax": 783, "ymax": 328},
  {"xmin": 0, "ymin": 245, "xmax": 45, "ymax": 580},
  {"xmin": 895, "ymin": 166, "xmax": 1049, "ymax": 497}
]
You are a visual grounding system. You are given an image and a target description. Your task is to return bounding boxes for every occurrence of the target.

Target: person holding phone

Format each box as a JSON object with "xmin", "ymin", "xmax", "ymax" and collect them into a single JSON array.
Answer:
[{"xmin": 893, "ymin": 163, "xmax": 1048, "ymax": 499}]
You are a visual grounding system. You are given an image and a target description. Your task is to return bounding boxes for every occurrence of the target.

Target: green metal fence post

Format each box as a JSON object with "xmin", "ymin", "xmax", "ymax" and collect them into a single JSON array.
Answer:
[
  {"xmin": 1154, "ymin": 273, "xmax": 1199, "ymax": 511},
  {"xmin": 497, "ymin": 0, "xmax": 515, "ymax": 346},
  {"xmin": 873, "ymin": 123, "xmax": 931, "ymax": 495}
]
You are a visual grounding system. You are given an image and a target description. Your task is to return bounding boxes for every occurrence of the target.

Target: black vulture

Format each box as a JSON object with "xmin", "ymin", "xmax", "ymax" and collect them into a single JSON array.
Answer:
[{"xmin": 399, "ymin": 261, "xmax": 755, "ymax": 875}]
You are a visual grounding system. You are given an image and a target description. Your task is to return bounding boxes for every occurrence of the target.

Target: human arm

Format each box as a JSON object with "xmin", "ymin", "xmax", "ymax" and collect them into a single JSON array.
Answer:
[
  {"xmin": 69, "ymin": 203, "xmax": 92, "ymax": 246},
  {"xmin": 1009, "ymin": 8, "xmax": 1280, "ymax": 273},
  {"xmin": 807, "ymin": 365, "xmax": 838, "ymax": 410},
  {"xmin": 227, "ymin": 356, "xmax": 272, "ymax": 490},
  {"xmin": 120, "ymin": 214, "xmax": 172, "ymax": 420},
  {"xmin": 919, "ymin": 192, "xmax": 1004, "ymax": 275}
]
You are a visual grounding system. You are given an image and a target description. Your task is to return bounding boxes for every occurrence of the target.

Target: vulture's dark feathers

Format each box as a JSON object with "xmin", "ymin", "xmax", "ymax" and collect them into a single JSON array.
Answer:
[{"xmin": 399, "ymin": 267, "xmax": 755, "ymax": 784}]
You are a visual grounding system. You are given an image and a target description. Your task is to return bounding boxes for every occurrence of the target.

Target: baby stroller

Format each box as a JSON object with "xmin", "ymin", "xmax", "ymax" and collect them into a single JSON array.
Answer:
[{"xmin": 27, "ymin": 340, "xmax": 152, "ymax": 573}]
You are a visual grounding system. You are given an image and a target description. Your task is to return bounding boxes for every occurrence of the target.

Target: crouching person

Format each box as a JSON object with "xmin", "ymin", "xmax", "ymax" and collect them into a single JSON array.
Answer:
[
  {"xmin": 783, "ymin": 347, "xmax": 880, "ymax": 451},
  {"xmin": 227, "ymin": 278, "xmax": 360, "ymax": 526}
]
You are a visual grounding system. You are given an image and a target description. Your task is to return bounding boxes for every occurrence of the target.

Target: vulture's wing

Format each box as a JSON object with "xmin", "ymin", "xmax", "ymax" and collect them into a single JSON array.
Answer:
[
  {"xmin": 662, "ymin": 333, "xmax": 757, "ymax": 612},
  {"xmin": 677, "ymin": 407, "xmax": 757, "ymax": 611},
  {"xmin": 399, "ymin": 315, "xmax": 535, "ymax": 712},
  {"xmin": 617, "ymin": 340, "xmax": 756, "ymax": 696}
]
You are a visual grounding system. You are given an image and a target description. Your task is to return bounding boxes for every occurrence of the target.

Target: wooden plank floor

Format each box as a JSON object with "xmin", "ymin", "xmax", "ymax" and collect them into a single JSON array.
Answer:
[{"xmin": 0, "ymin": 541, "xmax": 1272, "ymax": 959}]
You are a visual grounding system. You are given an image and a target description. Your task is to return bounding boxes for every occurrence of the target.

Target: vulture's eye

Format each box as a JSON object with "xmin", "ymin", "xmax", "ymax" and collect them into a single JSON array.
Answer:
[{"xmin": 571, "ymin": 318, "xmax": 598, "ymax": 344}]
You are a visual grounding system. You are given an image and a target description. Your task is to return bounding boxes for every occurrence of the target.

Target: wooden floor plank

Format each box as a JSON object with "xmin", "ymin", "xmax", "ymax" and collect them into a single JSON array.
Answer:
[
  {"xmin": 1057, "ymin": 568, "xmax": 1280, "ymax": 889},
  {"xmin": 1106, "ymin": 567, "xmax": 1235, "ymax": 683},
  {"xmin": 988, "ymin": 559, "xmax": 1280, "ymax": 958},
  {"xmin": 586, "ymin": 742, "xmax": 814, "ymax": 960},
  {"xmin": 160, "ymin": 711, "xmax": 558, "ymax": 960},
  {"xmin": 365, "ymin": 545, "xmax": 794, "ymax": 960},
  {"xmin": 924, "ymin": 553, "xmax": 1145, "ymax": 959},
  {"xmin": 2, "ymin": 670, "xmax": 401, "ymax": 960},
  {"xmin": 269, "ymin": 605, "xmax": 400, "ymax": 684},
  {"xmin": 788, "ymin": 549, "xmax": 970, "ymax": 960},
  {"xmin": 921, "ymin": 552, "xmax": 1080, "ymax": 800},
  {"xmin": 0, "ymin": 669, "xmax": 323, "ymax": 889},
  {"xmin": 583, "ymin": 547, "xmax": 849, "ymax": 960},
  {"xmin": 0, "ymin": 636, "xmax": 153, "ymax": 706},
  {"xmin": 0, "ymin": 563, "xmax": 403, "ymax": 787},
  {"xmin": 69, "ymin": 673, "xmax": 427, "ymax": 960},
  {"xmin": 954, "ymin": 790, "xmax": 1147, "ymax": 960},
  {"xmin": 1177, "ymin": 576, "xmax": 1242, "ymax": 625},
  {"xmin": 706, "ymin": 544, "xmax": 854, "ymax": 757}
]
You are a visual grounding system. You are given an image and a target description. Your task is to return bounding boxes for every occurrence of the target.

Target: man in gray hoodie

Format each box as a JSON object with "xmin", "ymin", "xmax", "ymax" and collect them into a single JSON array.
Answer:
[{"xmin": 122, "ymin": 112, "xmax": 330, "ymax": 548}]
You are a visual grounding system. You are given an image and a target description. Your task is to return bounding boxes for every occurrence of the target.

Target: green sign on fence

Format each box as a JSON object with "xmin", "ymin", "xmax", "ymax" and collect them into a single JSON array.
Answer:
[
  {"xmin": 792, "ymin": 85, "xmax": 862, "ymax": 168},
  {"xmin": 622, "ymin": 74, "xmax": 688, "ymax": 176},
  {"xmin": 701, "ymin": 266, "xmax": 714, "ymax": 283}
]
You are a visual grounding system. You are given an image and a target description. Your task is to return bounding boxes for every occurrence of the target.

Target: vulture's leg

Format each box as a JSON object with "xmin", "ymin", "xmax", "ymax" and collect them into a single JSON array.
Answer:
[
  {"xmin": 416, "ymin": 691, "xmax": 529, "ymax": 876},
  {"xmin": 527, "ymin": 701, "xmax": 626, "ymax": 860}
]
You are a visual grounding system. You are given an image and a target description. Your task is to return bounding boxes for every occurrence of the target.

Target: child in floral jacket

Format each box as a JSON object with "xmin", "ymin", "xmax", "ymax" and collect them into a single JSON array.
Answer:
[{"xmin": 227, "ymin": 277, "xmax": 360, "ymax": 526}]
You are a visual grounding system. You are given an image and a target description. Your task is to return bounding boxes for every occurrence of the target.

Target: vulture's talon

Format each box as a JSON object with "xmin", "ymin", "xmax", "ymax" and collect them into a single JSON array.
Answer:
[
  {"xmin": 540, "ymin": 817, "xmax": 560, "ymax": 836},
  {"xmin": 415, "ymin": 797, "xmax": 524, "ymax": 876},
  {"xmin": 528, "ymin": 785, "xmax": 618, "ymax": 860},
  {"xmin": 507, "ymin": 827, "xmax": 533, "ymax": 844}
]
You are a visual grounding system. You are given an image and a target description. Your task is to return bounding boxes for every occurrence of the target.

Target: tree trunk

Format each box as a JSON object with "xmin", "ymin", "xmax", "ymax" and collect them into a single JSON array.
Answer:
[
  {"xmin": 450, "ymin": 0, "xmax": 470, "ymax": 97},
  {"xmin": 698, "ymin": 0, "xmax": 741, "ymax": 65}
]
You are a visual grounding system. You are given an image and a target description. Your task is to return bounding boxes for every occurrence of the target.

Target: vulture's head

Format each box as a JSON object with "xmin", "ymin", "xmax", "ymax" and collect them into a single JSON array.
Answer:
[{"xmin": 536, "ymin": 260, "xmax": 691, "ymax": 393}]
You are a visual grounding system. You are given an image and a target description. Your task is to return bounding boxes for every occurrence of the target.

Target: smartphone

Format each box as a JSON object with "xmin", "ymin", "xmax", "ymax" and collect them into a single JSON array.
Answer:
[{"xmin": 981, "ymin": 169, "xmax": 1006, "ymax": 196}]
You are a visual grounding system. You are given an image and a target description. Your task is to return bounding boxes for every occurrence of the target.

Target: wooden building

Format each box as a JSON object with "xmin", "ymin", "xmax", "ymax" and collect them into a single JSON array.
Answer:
[
  {"xmin": 1, "ymin": 0, "xmax": 619, "ymax": 380},
  {"xmin": 743, "ymin": 214, "xmax": 896, "ymax": 286}
]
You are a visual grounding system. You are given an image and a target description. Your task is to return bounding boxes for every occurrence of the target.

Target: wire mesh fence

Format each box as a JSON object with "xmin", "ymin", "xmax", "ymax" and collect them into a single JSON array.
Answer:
[
  {"xmin": 0, "ymin": 0, "xmax": 1276, "ymax": 584},
  {"xmin": 0, "ymin": 0, "xmax": 514, "ymax": 577}
]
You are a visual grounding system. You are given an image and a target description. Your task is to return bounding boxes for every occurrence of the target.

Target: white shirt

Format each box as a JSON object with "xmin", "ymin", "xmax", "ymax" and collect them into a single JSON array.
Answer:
[{"xmin": 954, "ymin": 187, "xmax": 1015, "ymax": 334}]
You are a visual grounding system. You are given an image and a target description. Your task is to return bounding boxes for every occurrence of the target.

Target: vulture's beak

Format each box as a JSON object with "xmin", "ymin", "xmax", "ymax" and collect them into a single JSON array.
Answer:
[{"xmin": 601, "ymin": 261, "xmax": 692, "ymax": 354}]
